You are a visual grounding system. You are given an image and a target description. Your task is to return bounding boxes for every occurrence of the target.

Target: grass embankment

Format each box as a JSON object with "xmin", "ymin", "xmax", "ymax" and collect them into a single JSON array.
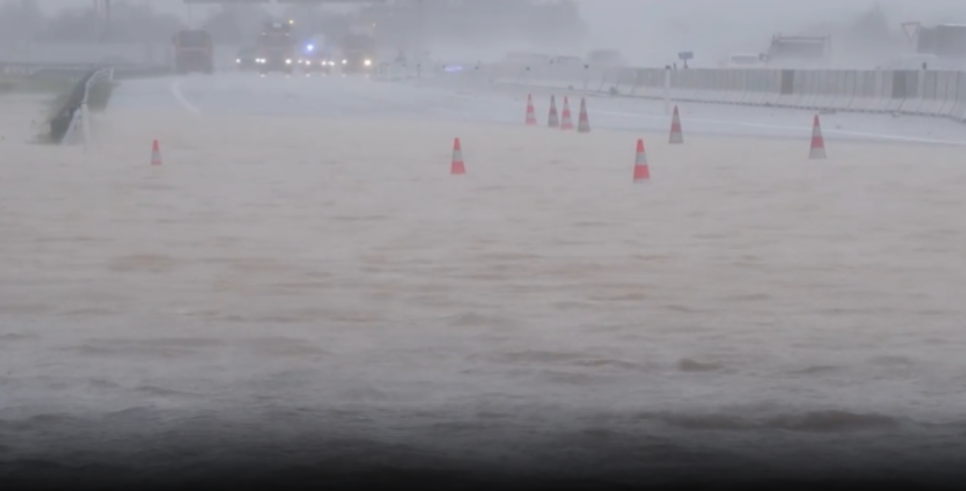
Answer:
[{"xmin": 0, "ymin": 76, "xmax": 77, "ymax": 96}]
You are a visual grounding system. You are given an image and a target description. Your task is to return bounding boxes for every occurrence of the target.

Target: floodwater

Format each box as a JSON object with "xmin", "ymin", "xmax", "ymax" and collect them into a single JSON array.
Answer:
[{"xmin": 2, "ymin": 107, "xmax": 966, "ymax": 485}]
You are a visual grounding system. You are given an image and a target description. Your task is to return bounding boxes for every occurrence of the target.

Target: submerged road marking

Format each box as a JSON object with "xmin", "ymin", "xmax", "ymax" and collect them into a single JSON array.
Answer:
[
  {"xmin": 592, "ymin": 108, "xmax": 966, "ymax": 146},
  {"xmin": 170, "ymin": 79, "xmax": 202, "ymax": 115},
  {"xmin": 460, "ymin": 84, "xmax": 966, "ymax": 146}
]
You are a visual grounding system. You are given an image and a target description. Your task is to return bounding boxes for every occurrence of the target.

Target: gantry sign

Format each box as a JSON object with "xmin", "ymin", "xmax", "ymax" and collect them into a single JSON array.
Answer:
[{"xmin": 183, "ymin": 1, "xmax": 388, "ymax": 3}]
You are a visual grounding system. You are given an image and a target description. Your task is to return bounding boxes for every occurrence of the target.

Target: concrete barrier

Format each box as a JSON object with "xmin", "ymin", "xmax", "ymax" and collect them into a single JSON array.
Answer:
[{"xmin": 450, "ymin": 62, "xmax": 966, "ymax": 123}]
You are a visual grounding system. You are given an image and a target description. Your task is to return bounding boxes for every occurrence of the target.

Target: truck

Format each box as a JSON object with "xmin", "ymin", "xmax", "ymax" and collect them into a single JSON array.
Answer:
[
  {"xmin": 764, "ymin": 34, "xmax": 831, "ymax": 67},
  {"xmin": 917, "ymin": 24, "xmax": 966, "ymax": 59},
  {"xmin": 255, "ymin": 20, "xmax": 297, "ymax": 75},
  {"xmin": 172, "ymin": 29, "xmax": 214, "ymax": 75},
  {"xmin": 296, "ymin": 36, "xmax": 337, "ymax": 76},
  {"xmin": 338, "ymin": 32, "xmax": 377, "ymax": 75}
]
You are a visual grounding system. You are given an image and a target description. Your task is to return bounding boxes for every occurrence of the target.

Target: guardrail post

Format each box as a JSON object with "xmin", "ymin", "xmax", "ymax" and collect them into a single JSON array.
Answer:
[
  {"xmin": 81, "ymin": 101, "xmax": 91, "ymax": 150},
  {"xmin": 664, "ymin": 66, "xmax": 672, "ymax": 114}
]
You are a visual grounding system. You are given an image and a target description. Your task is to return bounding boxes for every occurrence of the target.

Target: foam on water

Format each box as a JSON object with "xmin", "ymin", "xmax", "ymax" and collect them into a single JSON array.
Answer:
[{"xmin": 2, "ymin": 106, "xmax": 966, "ymax": 482}]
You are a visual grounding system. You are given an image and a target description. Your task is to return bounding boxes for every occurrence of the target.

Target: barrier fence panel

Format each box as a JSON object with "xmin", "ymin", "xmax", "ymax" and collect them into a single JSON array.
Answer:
[
  {"xmin": 940, "ymin": 72, "xmax": 960, "ymax": 118},
  {"xmin": 444, "ymin": 61, "xmax": 966, "ymax": 124}
]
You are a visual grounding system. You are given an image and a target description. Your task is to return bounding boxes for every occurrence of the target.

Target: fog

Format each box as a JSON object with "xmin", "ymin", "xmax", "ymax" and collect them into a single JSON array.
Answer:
[
  {"xmin": 6, "ymin": 0, "xmax": 966, "ymax": 67},
  {"xmin": 4, "ymin": 1, "xmax": 966, "ymax": 488}
]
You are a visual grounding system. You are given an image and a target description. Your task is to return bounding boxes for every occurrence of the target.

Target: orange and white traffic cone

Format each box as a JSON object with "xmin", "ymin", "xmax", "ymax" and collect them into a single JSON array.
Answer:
[
  {"xmin": 547, "ymin": 95, "xmax": 559, "ymax": 128},
  {"xmin": 669, "ymin": 105, "xmax": 684, "ymax": 144},
  {"xmin": 809, "ymin": 114, "xmax": 826, "ymax": 159},
  {"xmin": 150, "ymin": 139, "xmax": 162, "ymax": 166},
  {"xmin": 633, "ymin": 139, "xmax": 650, "ymax": 182},
  {"xmin": 560, "ymin": 96, "xmax": 574, "ymax": 130},
  {"xmin": 577, "ymin": 98, "xmax": 590, "ymax": 133},
  {"xmin": 450, "ymin": 137, "xmax": 466, "ymax": 175},
  {"xmin": 525, "ymin": 94, "xmax": 537, "ymax": 126}
]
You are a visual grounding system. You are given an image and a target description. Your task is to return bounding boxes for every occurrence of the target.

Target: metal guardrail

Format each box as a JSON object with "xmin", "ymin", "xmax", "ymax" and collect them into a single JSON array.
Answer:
[
  {"xmin": 52, "ymin": 67, "xmax": 112, "ymax": 148},
  {"xmin": 42, "ymin": 63, "xmax": 170, "ymax": 146}
]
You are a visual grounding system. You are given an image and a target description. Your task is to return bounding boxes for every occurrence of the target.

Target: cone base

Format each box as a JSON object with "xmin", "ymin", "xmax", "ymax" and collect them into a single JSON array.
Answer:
[
  {"xmin": 633, "ymin": 165, "xmax": 650, "ymax": 181},
  {"xmin": 451, "ymin": 163, "xmax": 466, "ymax": 175}
]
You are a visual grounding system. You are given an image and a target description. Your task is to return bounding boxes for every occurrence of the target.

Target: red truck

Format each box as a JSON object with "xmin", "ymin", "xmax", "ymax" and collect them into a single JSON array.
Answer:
[{"xmin": 172, "ymin": 29, "xmax": 214, "ymax": 75}]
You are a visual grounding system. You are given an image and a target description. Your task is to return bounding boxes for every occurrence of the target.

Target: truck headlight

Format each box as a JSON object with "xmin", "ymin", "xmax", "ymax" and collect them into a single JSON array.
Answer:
[
  {"xmin": 285, "ymin": 59, "xmax": 292, "ymax": 64},
  {"xmin": 342, "ymin": 59, "xmax": 348, "ymax": 65},
  {"xmin": 364, "ymin": 59, "xmax": 372, "ymax": 66},
  {"xmin": 236, "ymin": 58, "xmax": 241, "ymax": 63}
]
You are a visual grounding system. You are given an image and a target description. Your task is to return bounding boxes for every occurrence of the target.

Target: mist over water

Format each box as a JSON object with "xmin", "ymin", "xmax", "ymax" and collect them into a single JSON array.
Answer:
[{"xmin": 3, "ymin": 1, "xmax": 966, "ymax": 488}]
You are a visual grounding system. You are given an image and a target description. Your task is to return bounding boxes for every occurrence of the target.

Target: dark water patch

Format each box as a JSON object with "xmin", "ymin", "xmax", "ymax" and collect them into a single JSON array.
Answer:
[
  {"xmin": 537, "ymin": 369, "xmax": 604, "ymax": 386},
  {"xmin": 238, "ymin": 337, "xmax": 328, "ymax": 358},
  {"xmin": 574, "ymin": 358, "xmax": 650, "ymax": 371},
  {"xmin": 106, "ymin": 254, "xmax": 180, "ymax": 273},
  {"xmin": 0, "ymin": 332, "xmax": 40, "ymax": 342},
  {"xmin": 498, "ymin": 350, "xmax": 586, "ymax": 365},
  {"xmin": 868, "ymin": 355, "xmax": 915, "ymax": 367},
  {"xmin": 552, "ymin": 301, "xmax": 595, "ymax": 311},
  {"xmin": 764, "ymin": 411, "xmax": 900, "ymax": 432},
  {"xmin": 677, "ymin": 358, "xmax": 724, "ymax": 372},
  {"xmin": 87, "ymin": 379, "xmax": 122, "ymax": 390},
  {"xmin": 725, "ymin": 293, "xmax": 773, "ymax": 302},
  {"xmin": 630, "ymin": 253, "xmax": 673, "ymax": 262},
  {"xmin": 653, "ymin": 410, "xmax": 900, "ymax": 433},
  {"xmin": 791, "ymin": 365, "xmax": 841, "ymax": 376},
  {"xmin": 134, "ymin": 385, "xmax": 202, "ymax": 398},
  {"xmin": 34, "ymin": 236, "xmax": 108, "ymax": 243},
  {"xmin": 70, "ymin": 343, "xmax": 199, "ymax": 359},
  {"xmin": 592, "ymin": 291, "xmax": 647, "ymax": 302},
  {"xmin": 0, "ymin": 304, "xmax": 51, "ymax": 315},
  {"xmin": 446, "ymin": 312, "xmax": 518, "ymax": 329},
  {"xmin": 138, "ymin": 338, "xmax": 224, "ymax": 349},
  {"xmin": 0, "ymin": 413, "xmax": 88, "ymax": 432},
  {"xmin": 572, "ymin": 221, "xmax": 608, "ymax": 228},
  {"xmin": 338, "ymin": 387, "xmax": 394, "ymax": 404},
  {"xmin": 331, "ymin": 215, "xmax": 389, "ymax": 222},
  {"xmin": 58, "ymin": 307, "xmax": 114, "ymax": 317},
  {"xmin": 661, "ymin": 304, "xmax": 709, "ymax": 314}
]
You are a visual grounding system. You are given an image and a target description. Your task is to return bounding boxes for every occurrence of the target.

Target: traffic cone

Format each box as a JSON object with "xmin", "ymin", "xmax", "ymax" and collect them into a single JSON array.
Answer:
[
  {"xmin": 450, "ymin": 137, "xmax": 465, "ymax": 175},
  {"xmin": 525, "ymin": 94, "xmax": 537, "ymax": 126},
  {"xmin": 548, "ymin": 95, "xmax": 560, "ymax": 128},
  {"xmin": 560, "ymin": 96, "xmax": 573, "ymax": 130},
  {"xmin": 577, "ymin": 98, "xmax": 590, "ymax": 133},
  {"xmin": 809, "ymin": 115, "xmax": 826, "ymax": 159},
  {"xmin": 633, "ymin": 139, "xmax": 650, "ymax": 182},
  {"xmin": 669, "ymin": 105, "xmax": 684, "ymax": 144},
  {"xmin": 150, "ymin": 139, "xmax": 162, "ymax": 166}
]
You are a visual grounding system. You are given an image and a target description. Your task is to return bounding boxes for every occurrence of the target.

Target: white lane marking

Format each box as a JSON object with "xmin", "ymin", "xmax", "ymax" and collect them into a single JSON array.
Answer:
[
  {"xmin": 592, "ymin": 108, "xmax": 966, "ymax": 146},
  {"xmin": 170, "ymin": 78, "xmax": 202, "ymax": 115},
  {"xmin": 453, "ymin": 86, "xmax": 966, "ymax": 146}
]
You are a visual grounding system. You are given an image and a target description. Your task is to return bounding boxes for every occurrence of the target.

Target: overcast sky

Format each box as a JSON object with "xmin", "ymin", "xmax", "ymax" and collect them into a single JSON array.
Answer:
[
  {"xmin": 23, "ymin": 0, "xmax": 966, "ymax": 60},
  {"xmin": 28, "ymin": 0, "xmax": 966, "ymax": 21}
]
